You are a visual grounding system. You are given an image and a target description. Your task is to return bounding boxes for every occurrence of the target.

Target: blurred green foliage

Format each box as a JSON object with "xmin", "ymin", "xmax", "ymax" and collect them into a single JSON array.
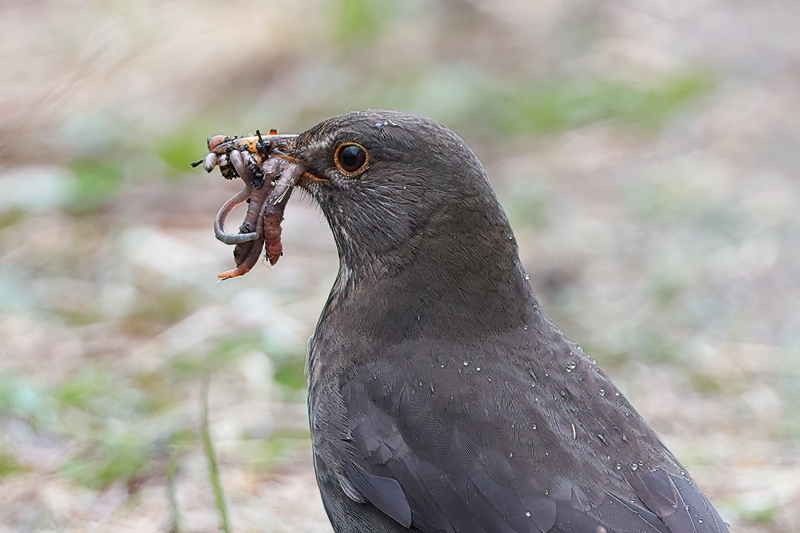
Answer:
[
  {"xmin": 0, "ymin": 365, "xmax": 182, "ymax": 489},
  {"xmin": 0, "ymin": 207, "xmax": 25, "ymax": 228},
  {"xmin": 61, "ymin": 430, "xmax": 151, "ymax": 490},
  {"xmin": 0, "ymin": 376, "xmax": 57, "ymax": 429},
  {"xmin": 157, "ymin": 124, "xmax": 217, "ymax": 178},
  {"xmin": 334, "ymin": 0, "xmax": 396, "ymax": 46},
  {"xmin": 169, "ymin": 332, "xmax": 264, "ymax": 378},
  {"xmin": 327, "ymin": 66, "xmax": 716, "ymax": 137},
  {"xmin": 737, "ymin": 502, "xmax": 782, "ymax": 526},
  {"xmin": 487, "ymin": 72, "xmax": 716, "ymax": 134},
  {"xmin": 501, "ymin": 184, "xmax": 550, "ymax": 230},
  {"xmin": 0, "ymin": 451, "xmax": 31, "ymax": 478},
  {"xmin": 53, "ymin": 366, "xmax": 115, "ymax": 412},
  {"xmin": 778, "ymin": 364, "xmax": 800, "ymax": 439},
  {"xmin": 124, "ymin": 287, "xmax": 198, "ymax": 334},
  {"xmin": 68, "ymin": 158, "xmax": 125, "ymax": 211},
  {"xmin": 238, "ymin": 428, "xmax": 311, "ymax": 473},
  {"xmin": 273, "ymin": 357, "xmax": 307, "ymax": 391},
  {"xmin": 158, "ymin": 132, "xmax": 205, "ymax": 175}
]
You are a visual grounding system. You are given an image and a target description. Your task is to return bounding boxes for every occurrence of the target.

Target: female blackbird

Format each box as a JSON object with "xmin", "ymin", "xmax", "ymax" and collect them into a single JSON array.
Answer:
[{"xmin": 284, "ymin": 110, "xmax": 728, "ymax": 532}]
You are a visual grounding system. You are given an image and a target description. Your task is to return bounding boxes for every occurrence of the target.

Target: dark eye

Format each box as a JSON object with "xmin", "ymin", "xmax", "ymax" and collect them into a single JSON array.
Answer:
[{"xmin": 335, "ymin": 143, "xmax": 369, "ymax": 174}]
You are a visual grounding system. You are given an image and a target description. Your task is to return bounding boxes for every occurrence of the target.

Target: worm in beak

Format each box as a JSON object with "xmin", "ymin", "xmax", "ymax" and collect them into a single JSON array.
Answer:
[{"xmin": 199, "ymin": 132, "xmax": 303, "ymax": 279}]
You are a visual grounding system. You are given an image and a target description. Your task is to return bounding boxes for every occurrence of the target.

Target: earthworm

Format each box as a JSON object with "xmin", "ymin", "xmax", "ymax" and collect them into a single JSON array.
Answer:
[
  {"xmin": 217, "ymin": 164, "xmax": 271, "ymax": 278},
  {"xmin": 213, "ymin": 183, "xmax": 258, "ymax": 244},
  {"xmin": 213, "ymin": 150, "xmax": 261, "ymax": 244},
  {"xmin": 222, "ymin": 157, "xmax": 284, "ymax": 275},
  {"xmin": 218, "ymin": 237, "xmax": 264, "ymax": 279},
  {"xmin": 228, "ymin": 149, "xmax": 248, "ymax": 179},
  {"xmin": 239, "ymin": 157, "xmax": 282, "ymax": 236},
  {"xmin": 262, "ymin": 163, "xmax": 305, "ymax": 265},
  {"xmin": 262, "ymin": 188, "xmax": 291, "ymax": 265},
  {"xmin": 203, "ymin": 133, "xmax": 304, "ymax": 279}
]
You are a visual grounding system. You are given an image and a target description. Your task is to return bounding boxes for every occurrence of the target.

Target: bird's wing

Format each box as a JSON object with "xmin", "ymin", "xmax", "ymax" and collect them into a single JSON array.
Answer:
[
  {"xmin": 623, "ymin": 466, "xmax": 730, "ymax": 533},
  {"xmin": 333, "ymin": 351, "xmax": 727, "ymax": 533}
]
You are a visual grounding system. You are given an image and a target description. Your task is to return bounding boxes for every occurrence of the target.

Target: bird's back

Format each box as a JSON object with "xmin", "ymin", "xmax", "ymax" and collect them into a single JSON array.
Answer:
[{"xmin": 308, "ymin": 293, "xmax": 728, "ymax": 533}]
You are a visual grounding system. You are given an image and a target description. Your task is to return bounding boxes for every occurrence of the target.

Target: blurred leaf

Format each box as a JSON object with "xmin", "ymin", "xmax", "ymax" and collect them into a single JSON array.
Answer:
[
  {"xmin": 238, "ymin": 427, "xmax": 311, "ymax": 472},
  {"xmin": 0, "ymin": 451, "xmax": 30, "ymax": 478},
  {"xmin": 735, "ymin": 500, "xmax": 782, "ymax": 525},
  {"xmin": 334, "ymin": 0, "xmax": 396, "ymax": 47},
  {"xmin": 0, "ymin": 207, "xmax": 25, "ymax": 228},
  {"xmin": 169, "ymin": 428, "xmax": 198, "ymax": 449},
  {"xmin": 273, "ymin": 357, "xmax": 307, "ymax": 391},
  {"xmin": 68, "ymin": 158, "xmax": 125, "ymax": 211},
  {"xmin": 157, "ymin": 131, "xmax": 207, "ymax": 177},
  {"xmin": 0, "ymin": 377, "xmax": 58, "ymax": 427},
  {"xmin": 485, "ymin": 71, "xmax": 717, "ymax": 135},
  {"xmin": 334, "ymin": 66, "xmax": 716, "ymax": 136},
  {"xmin": 57, "ymin": 307, "xmax": 107, "ymax": 326},
  {"xmin": 123, "ymin": 287, "xmax": 198, "ymax": 335},
  {"xmin": 501, "ymin": 185, "xmax": 550, "ymax": 229},
  {"xmin": 53, "ymin": 367, "xmax": 113, "ymax": 411},
  {"xmin": 169, "ymin": 332, "xmax": 262, "ymax": 378},
  {"xmin": 62, "ymin": 431, "xmax": 150, "ymax": 490},
  {"xmin": 635, "ymin": 326, "xmax": 681, "ymax": 364},
  {"xmin": 131, "ymin": 371, "xmax": 181, "ymax": 413},
  {"xmin": 210, "ymin": 332, "xmax": 264, "ymax": 359},
  {"xmin": 776, "ymin": 361, "xmax": 800, "ymax": 439},
  {"xmin": 52, "ymin": 364, "xmax": 170, "ymax": 431},
  {"xmin": 648, "ymin": 265, "xmax": 686, "ymax": 309},
  {"xmin": 627, "ymin": 172, "xmax": 705, "ymax": 223},
  {"xmin": 652, "ymin": 279, "xmax": 682, "ymax": 308},
  {"xmin": 577, "ymin": 343, "xmax": 632, "ymax": 370},
  {"xmin": 687, "ymin": 370, "xmax": 732, "ymax": 395}
]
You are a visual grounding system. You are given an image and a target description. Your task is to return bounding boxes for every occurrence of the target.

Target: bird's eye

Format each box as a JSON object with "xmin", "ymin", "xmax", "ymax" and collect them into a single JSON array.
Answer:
[{"xmin": 334, "ymin": 143, "xmax": 369, "ymax": 175}]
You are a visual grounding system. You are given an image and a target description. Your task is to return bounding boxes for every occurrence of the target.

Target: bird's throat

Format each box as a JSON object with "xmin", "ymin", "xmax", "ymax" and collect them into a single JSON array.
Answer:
[{"xmin": 322, "ymin": 213, "xmax": 538, "ymax": 346}]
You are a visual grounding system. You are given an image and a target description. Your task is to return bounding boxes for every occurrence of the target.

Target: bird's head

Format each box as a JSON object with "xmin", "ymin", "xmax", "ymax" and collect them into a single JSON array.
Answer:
[
  {"xmin": 203, "ymin": 110, "xmax": 536, "ymax": 337},
  {"xmin": 285, "ymin": 110, "xmax": 519, "ymax": 277}
]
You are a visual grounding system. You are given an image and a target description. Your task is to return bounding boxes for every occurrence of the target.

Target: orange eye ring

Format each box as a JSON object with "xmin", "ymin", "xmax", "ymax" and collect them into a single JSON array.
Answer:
[{"xmin": 334, "ymin": 143, "xmax": 369, "ymax": 175}]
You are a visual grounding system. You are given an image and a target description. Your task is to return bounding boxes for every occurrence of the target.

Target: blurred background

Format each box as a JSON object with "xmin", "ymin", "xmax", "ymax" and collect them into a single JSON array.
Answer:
[{"xmin": 1, "ymin": 0, "xmax": 798, "ymax": 531}]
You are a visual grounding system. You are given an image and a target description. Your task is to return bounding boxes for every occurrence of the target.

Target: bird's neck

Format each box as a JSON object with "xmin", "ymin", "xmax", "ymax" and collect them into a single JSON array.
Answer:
[{"xmin": 320, "ymin": 200, "xmax": 540, "ymax": 345}]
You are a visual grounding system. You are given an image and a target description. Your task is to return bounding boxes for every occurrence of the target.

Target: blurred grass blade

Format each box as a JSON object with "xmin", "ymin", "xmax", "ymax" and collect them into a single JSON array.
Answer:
[
  {"xmin": 167, "ymin": 444, "xmax": 182, "ymax": 533},
  {"xmin": 201, "ymin": 374, "xmax": 231, "ymax": 533}
]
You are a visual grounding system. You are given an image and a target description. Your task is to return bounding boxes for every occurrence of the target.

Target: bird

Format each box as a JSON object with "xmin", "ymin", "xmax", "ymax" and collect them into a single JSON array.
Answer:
[{"xmin": 259, "ymin": 110, "xmax": 730, "ymax": 532}]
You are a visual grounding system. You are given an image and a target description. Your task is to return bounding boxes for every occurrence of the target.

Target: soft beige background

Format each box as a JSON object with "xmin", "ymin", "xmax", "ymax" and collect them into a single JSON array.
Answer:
[{"xmin": 1, "ymin": 0, "xmax": 798, "ymax": 531}]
